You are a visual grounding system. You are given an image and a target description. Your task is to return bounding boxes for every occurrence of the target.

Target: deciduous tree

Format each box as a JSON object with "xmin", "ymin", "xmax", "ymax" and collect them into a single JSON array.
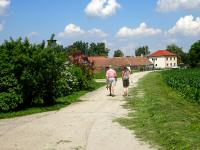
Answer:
[
  {"xmin": 188, "ymin": 40, "xmax": 200, "ymax": 67},
  {"xmin": 113, "ymin": 49, "xmax": 124, "ymax": 57},
  {"xmin": 135, "ymin": 46, "xmax": 150, "ymax": 57},
  {"xmin": 166, "ymin": 44, "xmax": 187, "ymax": 64}
]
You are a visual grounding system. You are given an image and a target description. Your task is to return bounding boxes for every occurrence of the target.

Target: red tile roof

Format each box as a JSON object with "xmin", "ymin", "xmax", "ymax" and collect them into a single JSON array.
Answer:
[
  {"xmin": 128, "ymin": 57, "xmax": 152, "ymax": 66},
  {"xmin": 88, "ymin": 56, "xmax": 109, "ymax": 69},
  {"xmin": 88, "ymin": 56, "xmax": 153, "ymax": 71},
  {"xmin": 148, "ymin": 50, "xmax": 176, "ymax": 57},
  {"xmin": 88, "ymin": 56, "xmax": 108, "ymax": 61}
]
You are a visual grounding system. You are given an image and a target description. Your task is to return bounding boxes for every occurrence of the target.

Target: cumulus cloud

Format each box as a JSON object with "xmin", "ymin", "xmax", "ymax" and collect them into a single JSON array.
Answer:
[
  {"xmin": 28, "ymin": 32, "xmax": 40, "ymax": 37},
  {"xmin": 58, "ymin": 23, "xmax": 108, "ymax": 38},
  {"xmin": 58, "ymin": 23, "xmax": 85, "ymax": 38},
  {"xmin": 168, "ymin": 15, "xmax": 200, "ymax": 36},
  {"xmin": 87, "ymin": 28, "xmax": 107, "ymax": 37},
  {"xmin": 85, "ymin": 0, "xmax": 120, "ymax": 17},
  {"xmin": 0, "ymin": 22, "xmax": 4, "ymax": 31},
  {"xmin": 0, "ymin": 0, "xmax": 10, "ymax": 15},
  {"xmin": 156, "ymin": 0, "xmax": 200, "ymax": 12},
  {"xmin": 116, "ymin": 22, "xmax": 162, "ymax": 38}
]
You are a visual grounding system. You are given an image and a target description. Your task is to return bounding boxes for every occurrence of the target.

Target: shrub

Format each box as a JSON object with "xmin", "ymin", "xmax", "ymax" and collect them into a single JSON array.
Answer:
[
  {"xmin": 0, "ymin": 37, "xmax": 96, "ymax": 111},
  {"xmin": 0, "ymin": 89, "xmax": 22, "ymax": 112},
  {"xmin": 56, "ymin": 65, "xmax": 79, "ymax": 97}
]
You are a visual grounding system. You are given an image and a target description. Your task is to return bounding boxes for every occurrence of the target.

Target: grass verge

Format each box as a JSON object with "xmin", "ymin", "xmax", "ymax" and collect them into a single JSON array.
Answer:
[
  {"xmin": 0, "ymin": 82, "xmax": 106, "ymax": 119},
  {"xmin": 117, "ymin": 72, "xmax": 200, "ymax": 150}
]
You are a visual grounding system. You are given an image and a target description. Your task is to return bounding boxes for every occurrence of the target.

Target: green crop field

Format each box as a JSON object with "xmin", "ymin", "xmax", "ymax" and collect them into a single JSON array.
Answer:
[{"xmin": 162, "ymin": 69, "xmax": 200, "ymax": 103}]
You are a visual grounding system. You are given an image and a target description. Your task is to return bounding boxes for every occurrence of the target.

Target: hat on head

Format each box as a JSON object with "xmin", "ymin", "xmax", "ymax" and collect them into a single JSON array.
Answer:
[{"xmin": 127, "ymin": 66, "xmax": 131, "ymax": 72}]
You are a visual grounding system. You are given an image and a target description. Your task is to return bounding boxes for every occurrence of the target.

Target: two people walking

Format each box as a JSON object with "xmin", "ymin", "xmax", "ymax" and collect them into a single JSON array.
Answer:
[{"xmin": 106, "ymin": 65, "xmax": 131, "ymax": 96}]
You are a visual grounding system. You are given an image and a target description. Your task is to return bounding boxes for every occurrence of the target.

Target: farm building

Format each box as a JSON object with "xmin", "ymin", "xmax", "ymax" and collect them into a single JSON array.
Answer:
[
  {"xmin": 148, "ymin": 50, "xmax": 178, "ymax": 69},
  {"xmin": 88, "ymin": 56, "xmax": 153, "ymax": 72}
]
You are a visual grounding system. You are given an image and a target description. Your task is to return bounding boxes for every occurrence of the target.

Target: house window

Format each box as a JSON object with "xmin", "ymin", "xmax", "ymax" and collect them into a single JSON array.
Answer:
[
  {"xmin": 174, "ymin": 57, "xmax": 175, "ymax": 60},
  {"xmin": 167, "ymin": 63, "xmax": 168, "ymax": 66},
  {"xmin": 166, "ymin": 57, "xmax": 168, "ymax": 61},
  {"xmin": 170, "ymin": 63, "xmax": 172, "ymax": 66},
  {"xmin": 170, "ymin": 57, "xmax": 172, "ymax": 60},
  {"xmin": 155, "ymin": 64, "xmax": 157, "ymax": 66},
  {"xmin": 174, "ymin": 63, "xmax": 176, "ymax": 66}
]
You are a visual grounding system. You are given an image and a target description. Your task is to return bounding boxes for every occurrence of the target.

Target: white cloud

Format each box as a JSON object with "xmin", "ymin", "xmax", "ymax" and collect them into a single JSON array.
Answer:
[
  {"xmin": 116, "ymin": 22, "xmax": 162, "ymax": 38},
  {"xmin": 168, "ymin": 15, "xmax": 200, "ymax": 36},
  {"xmin": 28, "ymin": 32, "xmax": 40, "ymax": 37},
  {"xmin": 156, "ymin": 0, "xmax": 200, "ymax": 12},
  {"xmin": 85, "ymin": 0, "xmax": 120, "ymax": 17},
  {"xmin": 58, "ymin": 23, "xmax": 108, "ymax": 38},
  {"xmin": 58, "ymin": 23, "xmax": 84, "ymax": 38},
  {"xmin": 87, "ymin": 28, "xmax": 107, "ymax": 37},
  {"xmin": 0, "ymin": 22, "xmax": 4, "ymax": 31},
  {"xmin": 0, "ymin": 0, "xmax": 10, "ymax": 15}
]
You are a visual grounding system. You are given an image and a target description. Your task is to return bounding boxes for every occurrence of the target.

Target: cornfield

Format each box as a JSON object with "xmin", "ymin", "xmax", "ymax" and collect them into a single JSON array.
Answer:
[{"xmin": 162, "ymin": 69, "xmax": 200, "ymax": 103}]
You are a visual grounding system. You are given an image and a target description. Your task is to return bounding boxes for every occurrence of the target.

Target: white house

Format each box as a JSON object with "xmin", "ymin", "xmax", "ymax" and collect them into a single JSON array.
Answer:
[{"xmin": 148, "ymin": 50, "xmax": 178, "ymax": 69}]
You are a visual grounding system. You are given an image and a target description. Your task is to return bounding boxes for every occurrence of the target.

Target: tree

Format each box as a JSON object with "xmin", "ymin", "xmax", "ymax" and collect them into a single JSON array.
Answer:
[
  {"xmin": 66, "ymin": 41, "xmax": 109, "ymax": 56},
  {"xmin": 67, "ymin": 41, "xmax": 89, "ymax": 55},
  {"xmin": 166, "ymin": 44, "xmax": 187, "ymax": 64},
  {"xmin": 89, "ymin": 42, "xmax": 109, "ymax": 56},
  {"xmin": 188, "ymin": 40, "xmax": 200, "ymax": 67},
  {"xmin": 135, "ymin": 46, "xmax": 150, "ymax": 57},
  {"xmin": 113, "ymin": 49, "xmax": 124, "ymax": 57}
]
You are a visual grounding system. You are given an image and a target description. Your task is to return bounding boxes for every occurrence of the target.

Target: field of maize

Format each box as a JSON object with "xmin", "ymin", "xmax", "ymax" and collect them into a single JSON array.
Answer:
[{"xmin": 162, "ymin": 69, "xmax": 200, "ymax": 103}]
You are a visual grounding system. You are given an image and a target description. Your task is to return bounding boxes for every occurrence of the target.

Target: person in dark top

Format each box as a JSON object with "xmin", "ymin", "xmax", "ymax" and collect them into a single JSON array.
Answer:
[{"xmin": 122, "ymin": 66, "xmax": 131, "ymax": 96}]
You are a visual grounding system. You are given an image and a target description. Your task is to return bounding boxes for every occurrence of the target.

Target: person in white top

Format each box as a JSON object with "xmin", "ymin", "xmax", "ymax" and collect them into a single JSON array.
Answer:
[{"xmin": 106, "ymin": 65, "xmax": 117, "ymax": 96}]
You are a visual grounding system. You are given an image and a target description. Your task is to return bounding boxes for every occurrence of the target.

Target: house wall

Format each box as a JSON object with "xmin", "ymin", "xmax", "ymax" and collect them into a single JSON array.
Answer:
[
  {"xmin": 149, "ymin": 56, "xmax": 177, "ymax": 69},
  {"xmin": 149, "ymin": 57, "xmax": 165, "ymax": 68},
  {"xmin": 165, "ymin": 56, "xmax": 177, "ymax": 68}
]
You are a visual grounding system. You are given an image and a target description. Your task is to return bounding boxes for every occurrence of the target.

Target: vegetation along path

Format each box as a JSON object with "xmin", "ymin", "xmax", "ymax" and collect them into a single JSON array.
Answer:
[{"xmin": 0, "ymin": 72, "xmax": 155, "ymax": 150}]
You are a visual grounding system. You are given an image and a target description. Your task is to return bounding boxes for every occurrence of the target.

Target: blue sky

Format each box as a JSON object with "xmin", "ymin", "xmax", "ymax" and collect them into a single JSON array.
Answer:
[{"xmin": 0, "ymin": 0, "xmax": 200, "ymax": 56}]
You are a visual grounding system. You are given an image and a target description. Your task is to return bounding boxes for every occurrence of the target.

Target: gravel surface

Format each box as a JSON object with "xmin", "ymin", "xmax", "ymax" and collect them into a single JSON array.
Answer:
[{"xmin": 0, "ymin": 71, "xmax": 155, "ymax": 150}]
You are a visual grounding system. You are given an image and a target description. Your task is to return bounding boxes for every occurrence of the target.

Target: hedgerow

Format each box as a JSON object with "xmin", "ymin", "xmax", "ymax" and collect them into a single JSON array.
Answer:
[{"xmin": 0, "ymin": 37, "xmax": 93, "ymax": 112}]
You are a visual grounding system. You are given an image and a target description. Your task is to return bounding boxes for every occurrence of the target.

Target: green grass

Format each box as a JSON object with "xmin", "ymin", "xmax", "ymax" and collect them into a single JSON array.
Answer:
[
  {"xmin": 0, "ymin": 82, "xmax": 105, "ymax": 119},
  {"xmin": 94, "ymin": 70, "xmax": 106, "ymax": 79},
  {"xmin": 117, "ymin": 72, "xmax": 200, "ymax": 150}
]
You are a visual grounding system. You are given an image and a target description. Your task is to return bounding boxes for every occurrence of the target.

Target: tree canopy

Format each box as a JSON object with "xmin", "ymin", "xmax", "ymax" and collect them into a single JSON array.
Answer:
[
  {"xmin": 66, "ymin": 41, "xmax": 109, "ymax": 56},
  {"xmin": 113, "ymin": 49, "xmax": 124, "ymax": 57},
  {"xmin": 135, "ymin": 46, "xmax": 150, "ymax": 57},
  {"xmin": 188, "ymin": 40, "xmax": 200, "ymax": 67},
  {"xmin": 66, "ymin": 41, "xmax": 89, "ymax": 55},
  {"xmin": 166, "ymin": 44, "xmax": 187, "ymax": 64}
]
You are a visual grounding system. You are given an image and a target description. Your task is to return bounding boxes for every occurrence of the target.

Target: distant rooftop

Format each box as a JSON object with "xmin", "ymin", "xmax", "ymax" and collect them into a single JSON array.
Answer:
[{"xmin": 148, "ymin": 50, "xmax": 176, "ymax": 57}]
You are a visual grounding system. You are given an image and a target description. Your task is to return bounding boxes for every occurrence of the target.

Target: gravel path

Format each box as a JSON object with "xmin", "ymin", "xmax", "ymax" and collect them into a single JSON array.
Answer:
[{"xmin": 0, "ymin": 71, "xmax": 155, "ymax": 150}]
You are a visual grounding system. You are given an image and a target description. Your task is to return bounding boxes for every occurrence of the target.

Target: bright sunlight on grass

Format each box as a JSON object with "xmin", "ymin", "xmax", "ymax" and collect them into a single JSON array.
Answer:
[{"xmin": 117, "ymin": 72, "xmax": 200, "ymax": 150}]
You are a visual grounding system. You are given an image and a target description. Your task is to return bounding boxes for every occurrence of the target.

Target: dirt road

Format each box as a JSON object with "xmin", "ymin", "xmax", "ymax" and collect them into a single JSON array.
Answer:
[{"xmin": 0, "ymin": 72, "xmax": 155, "ymax": 150}]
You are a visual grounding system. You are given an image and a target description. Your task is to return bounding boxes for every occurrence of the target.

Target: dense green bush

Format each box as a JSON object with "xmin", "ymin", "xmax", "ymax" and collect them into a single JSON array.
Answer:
[
  {"xmin": 0, "ymin": 37, "xmax": 94, "ymax": 112},
  {"xmin": 56, "ymin": 65, "xmax": 79, "ymax": 97},
  {"xmin": 0, "ymin": 89, "xmax": 22, "ymax": 112}
]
